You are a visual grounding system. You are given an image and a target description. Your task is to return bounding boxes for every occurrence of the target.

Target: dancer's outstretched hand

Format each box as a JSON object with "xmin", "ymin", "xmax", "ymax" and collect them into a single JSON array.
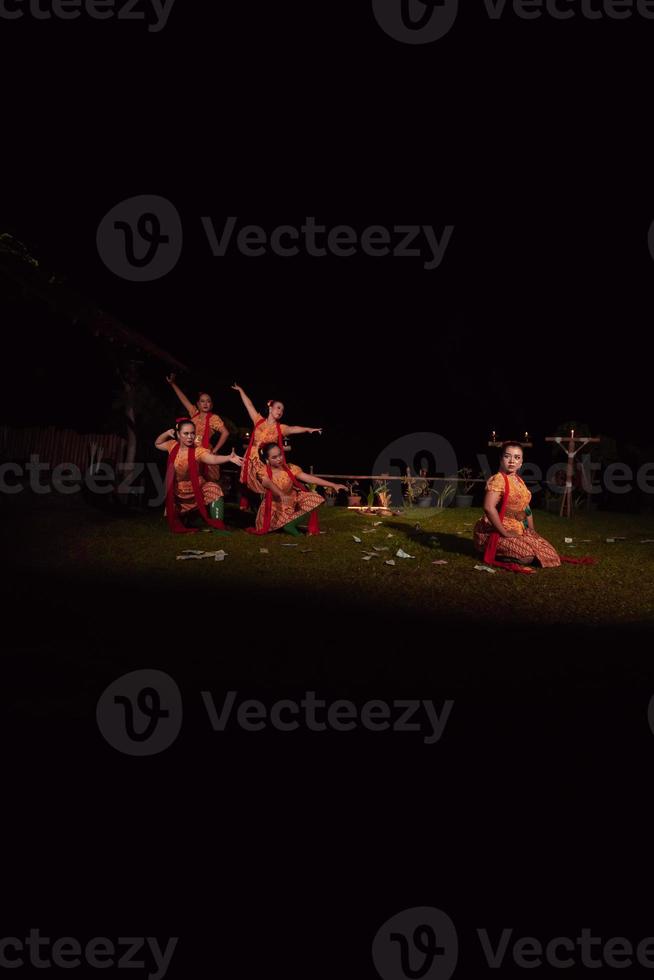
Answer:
[
  {"xmin": 229, "ymin": 450, "xmax": 244, "ymax": 466},
  {"xmin": 231, "ymin": 382, "xmax": 242, "ymax": 392},
  {"xmin": 332, "ymin": 483, "xmax": 348, "ymax": 493},
  {"xmin": 166, "ymin": 373, "xmax": 176, "ymax": 384},
  {"xmin": 309, "ymin": 428, "xmax": 323, "ymax": 435}
]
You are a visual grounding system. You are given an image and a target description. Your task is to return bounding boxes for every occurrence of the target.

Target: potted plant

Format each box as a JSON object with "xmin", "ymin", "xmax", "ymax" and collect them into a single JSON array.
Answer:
[
  {"xmin": 403, "ymin": 469, "xmax": 432, "ymax": 508},
  {"xmin": 346, "ymin": 480, "xmax": 361, "ymax": 507},
  {"xmin": 434, "ymin": 480, "xmax": 457, "ymax": 509},
  {"xmin": 323, "ymin": 485, "xmax": 337, "ymax": 507},
  {"xmin": 373, "ymin": 479, "xmax": 391, "ymax": 511},
  {"xmin": 455, "ymin": 467, "xmax": 476, "ymax": 508}
]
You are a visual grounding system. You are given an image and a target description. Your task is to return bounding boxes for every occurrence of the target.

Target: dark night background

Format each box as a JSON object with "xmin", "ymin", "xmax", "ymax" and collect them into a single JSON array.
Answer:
[{"xmin": 3, "ymin": 3, "xmax": 654, "ymax": 979}]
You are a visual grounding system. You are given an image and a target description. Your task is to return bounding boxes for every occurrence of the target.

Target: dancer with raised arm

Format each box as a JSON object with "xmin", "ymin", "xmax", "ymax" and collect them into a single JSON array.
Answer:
[
  {"xmin": 166, "ymin": 374, "xmax": 228, "ymax": 482},
  {"xmin": 231, "ymin": 382, "xmax": 322, "ymax": 506},
  {"xmin": 247, "ymin": 442, "xmax": 347, "ymax": 536},
  {"xmin": 155, "ymin": 418, "xmax": 242, "ymax": 534}
]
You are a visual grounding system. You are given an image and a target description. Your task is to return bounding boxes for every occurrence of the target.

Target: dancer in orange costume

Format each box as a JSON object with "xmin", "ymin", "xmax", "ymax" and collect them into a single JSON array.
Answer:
[
  {"xmin": 155, "ymin": 418, "xmax": 242, "ymax": 533},
  {"xmin": 474, "ymin": 442, "xmax": 596, "ymax": 573},
  {"xmin": 231, "ymin": 382, "xmax": 322, "ymax": 505},
  {"xmin": 248, "ymin": 442, "xmax": 347, "ymax": 536},
  {"xmin": 166, "ymin": 374, "xmax": 228, "ymax": 482}
]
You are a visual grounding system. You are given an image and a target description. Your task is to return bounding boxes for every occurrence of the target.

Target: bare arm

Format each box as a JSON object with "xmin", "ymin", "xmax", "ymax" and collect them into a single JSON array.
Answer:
[
  {"xmin": 212, "ymin": 427, "xmax": 229, "ymax": 452},
  {"xmin": 295, "ymin": 472, "xmax": 347, "ymax": 492},
  {"xmin": 483, "ymin": 490, "xmax": 519, "ymax": 538},
  {"xmin": 284, "ymin": 425, "xmax": 322, "ymax": 436},
  {"xmin": 231, "ymin": 383, "xmax": 260, "ymax": 426},
  {"xmin": 165, "ymin": 374, "xmax": 196, "ymax": 417},
  {"xmin": 202, "ymin": 449, "xmax": 243, "ymax": 466},
  {"xmin": 155, "ymin": 428, "xmax": 176, "ymax": 449},
  {"xmin": 261, "ymin": 475, "xmax": 285, "ymax": 501}
]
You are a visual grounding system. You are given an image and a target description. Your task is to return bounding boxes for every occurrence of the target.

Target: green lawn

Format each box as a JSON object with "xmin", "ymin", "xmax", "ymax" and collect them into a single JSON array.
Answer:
[{"xmin": 9, "ymin": 495, "xmax": 654, "ymax": 627}]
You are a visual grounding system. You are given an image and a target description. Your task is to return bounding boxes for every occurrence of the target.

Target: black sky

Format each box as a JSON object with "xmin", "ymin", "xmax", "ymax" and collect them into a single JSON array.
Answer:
[{"xmin": 2, "ymin": 1, "xmax": 653, "ymax": 470}]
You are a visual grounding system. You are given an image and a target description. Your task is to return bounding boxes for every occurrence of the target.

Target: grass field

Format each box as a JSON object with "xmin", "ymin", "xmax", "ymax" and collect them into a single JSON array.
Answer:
[{"xmin": 8, "ymin": 493, "xmax": 654, "ymax": 628}]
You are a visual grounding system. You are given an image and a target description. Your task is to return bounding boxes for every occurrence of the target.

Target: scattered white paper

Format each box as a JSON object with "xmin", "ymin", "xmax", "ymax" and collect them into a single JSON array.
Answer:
[
  {"xmin": 432, "ymin": 560, "xmax": 448, "ymax": 565},
  {"xmin": 606, "ymin": 538, "xmax": 615, "ymax": 543},
  {"xmin": 373, "ymin": 521, "xmax": 383, "ymax": 526},
  {"xmin": 362, "ymin": 555, "xmax": 374, "ymax": 561},
  {"xmin": 564, "ymin": 537, "xmax": 573, "ymax": 544},
  {"xmin": 180, "ymin": 549, "xmax": 205, "ymax": 556},
  {"xmin": 396, "ymin": 548, "xmax": 415, "ymax": 559},
  {"xmin": 641, "ymin": 539, "xmax": 654, "ymax": 544},
  {"xmin": 259, "ymin": 548, "xmax": 269, "ymax": 554},
  {"xmin": 474, "ymin": 564, "xmax": 496, "ymax": 574},
  {"xmin": 385, "ymin": 560, "xmax": 396, "ymax": 566},
  {"xmin": 177, "ymin": 550, "xmax": 224, "ymax": 561},
  {"xmin": 281, "ymin": 543, "xmax": 299, "ymax": 547},
  {"xmin": 214, "ymin": 551, "xmax": 227, "ymax": 562},
  {"xmin": 373, "ymin": 546, "xmax": 389, "ymax": 552},
  {"xmin": 386, "ymin": 533, "xmax": 394, "ymax": 538},
  {"xmin": 352, "ymin": 535, "xmax": 362, "ymax": 543}
]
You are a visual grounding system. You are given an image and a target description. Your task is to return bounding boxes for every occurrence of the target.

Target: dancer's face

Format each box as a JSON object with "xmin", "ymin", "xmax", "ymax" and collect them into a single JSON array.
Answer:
[
  {"xmin": 269, "ymin": 401, "xmax": 284, "ymax": 420},
  {"xmin": 197, "ymin": 393, "xmax": 213, "ymax": 412},
  {"xmin": 501, "ymin": 447, "xmax": 523, "ymax": 474},
  {"xmin": 267, "ymin": 447, "xmax": 283, "ymax": 468},
  {"xmin": 178, "ymin": 424, "xmax": 196, "ymax": 447}
]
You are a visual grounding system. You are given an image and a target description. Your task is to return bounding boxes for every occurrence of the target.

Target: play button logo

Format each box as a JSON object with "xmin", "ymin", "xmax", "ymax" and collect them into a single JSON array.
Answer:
[
  {"xmin": 372, "ymin": 0, "xmax": 458, "ymax": 43},
  {"xmin": 372, "ymin": 907, "xmax": 458, "ymax": 980}
]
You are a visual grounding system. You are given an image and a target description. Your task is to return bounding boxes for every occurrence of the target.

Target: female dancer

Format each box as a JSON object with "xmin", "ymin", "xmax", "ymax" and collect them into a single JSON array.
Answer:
[
  {"xmin": 248, "ymin": 442, "xmax": 347, "ymax": 536},
  {"xmin": 231, "ymin": 382, "xmax": 322, "ymax": 505},
  {"xmin": 155, "ymin": 418, "xmax": 242, "ymax": 533},
  {"xmin": 473, "ymin": 442, "xmax": 594, "ymax": 572},
  {"xmin": 166, "ymin": 374, "xmax": 228, "ymax": 482}
]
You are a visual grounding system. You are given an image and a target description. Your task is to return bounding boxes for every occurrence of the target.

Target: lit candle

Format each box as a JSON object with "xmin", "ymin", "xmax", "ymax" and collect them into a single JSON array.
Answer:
[
  {"xmin": 571, "ymin": 429, "xmax": 574, "ymax": 439},
  {"xmin": 491, "ymin": 430, "xmax": 496, "ymax": 442},
  {"xmin": 524, "ymin": 431, "xmax": 529, "ymax": 441}
]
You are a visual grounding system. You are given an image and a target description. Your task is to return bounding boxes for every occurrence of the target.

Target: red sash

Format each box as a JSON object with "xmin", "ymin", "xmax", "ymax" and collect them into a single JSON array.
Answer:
[
  {"xmin": 193, "ymin": 410, "xmax": 217, "ymax": 480},
  {"xmin": 246, "ymin": 463, "xmax": 304, "ymax": 535},
  {"xmin": 240, "ymin": 417, "xmax": 285, "ymax": 485},
  {"xmin": 483, "ymin": 472, "xmax": 596, "ymax": 572},
  {"xmin": 165, "ymin": 443, "xmax": 227, "ymax": 533}
]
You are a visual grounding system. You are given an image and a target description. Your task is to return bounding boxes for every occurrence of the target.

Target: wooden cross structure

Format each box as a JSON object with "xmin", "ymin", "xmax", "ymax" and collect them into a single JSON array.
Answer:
[{"xmin": 545, "ymin": 429, "xmax": 600, "ymax": 518}]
